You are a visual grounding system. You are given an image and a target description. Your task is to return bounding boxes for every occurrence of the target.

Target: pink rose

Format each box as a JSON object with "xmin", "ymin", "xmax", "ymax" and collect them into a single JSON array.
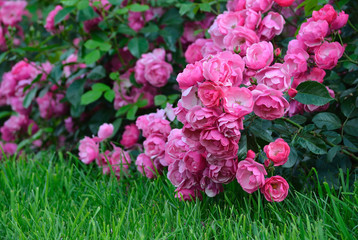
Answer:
[
  {"xmin": 0, "ymin": 1, "xmax": 27, "ymax": 26},
  {"xmin": 36, "ymin": 92, "xmax": 67, "ymax": 119},
  {"xmin": 101, "ymin": 147, "xmax": 131, "ymax": 178},
  {"xmin": 298, "ymin": 20, "xmax": 329, "ymax": 47},
  {"xmin": 246, "ymin": 0, "xmax": 273, "ymax": 13},
  {"xmin": 98, "ymin": 123, "xmax": 114, "ymax": 140},
  {"xmin": 167, "ymin": 160, "xmax": 196, "ymax": 189},
  {"xmin": 314, "ymin": 41, "xmax": 344, "ymax": 70},
  {"xmin": 287, "ymin": 100, "xmax": 304, "ymax": 117},
  {"xmin": 283, "ymin": 48, "xmax": 309, "ymax": 77},
  {"xmin": 200, "ymin": 128, "xmax": 239, "ymax": 161},
  {"xmin": 331, "ymin": 11, "xmax": 348, "ymax": 30},
  {"xmin": 184, "ymin": 38, "xmax": 207, "ymax": 64},
  {"xmin": 45, "ymin": 5, "xmax": 66, "ymax": 34},
  {"xmin": 128, "ymin": 10, "xmax": 154, "ymax": 32},
  {"xmin": 245, "ymin": 41, "xmax": 274, "ymax": 70},
  {"xmin": 174, "ymin": 101, "xmax": 189, "ymax": 124},
  {"xmin": 11, "ymin": 60, "xmax": 39, "ymax": 82},
  {"xmin": 274, "ymin": 0, "xmax": 294, "ymax": 7},
  {"xmin": 223, "ymin": 87, "xmax": 254, "ymax": 118},
  {"xmin": 200, "ymin": 39, "xmax": 222, "ymax": 58},
  {"xmin": 136, "ymin": 153, "xmax": 162, "ymax": 179},
  {"xmin": 264, "ymin": 138, "xmax": 290, "ymax": 166},
  {"xmin": 207, "ymin": 158, "xmax": 237, "ymax": 184},
  {"xmin": 238, "ymin": 9, "xmax": 261, "ymax": 30},
  {"xmin": 182, "ymin": 124, "xmax": 203, "ymax": 151},
  {"xmin": 304, "ymin": 87, "xmax": 335, "ymax": 113},
  {"xmin": 200, "ymin": 176, "xmax": 224, "ymax": 197},
  {"xmin": 181, "ymin": 86, "xmax": 201, "ymax": 110},
  {"xmin": 236, "ymin": 150, "xmax": 267, "ymax": 193},
  {"xmin": 202, "ymin": 51, "xmax": 245, "ymax": 87},
  {"xmin": 120, "ymin": 124, "xmax": 139, "ymax": 148},
  {"xmin": 186, "ymin": 106, "xmax": 220, "ymax": 130},
  {"xmin": 252, "ymin": 84, "xmax": 289, "ymax": 120},
  {"xmin": 177, "ymin": 62, "xmax": 204, "ymax": 90},
  {"xmin": 291, "ymin": 67, "xmax": 326, "ymax": 88},
  {"xmin": 226, "ymin": 0, "xmax": 246, "ymax": 12},
  {"xmin": 258, "ymin": 12, "xmax": 285, "ymax": 41},
  {"xmin": 184, "ymin": 151, "xmax": 206, "ymax": 173},
  {"xmin": 78, "ymin": 137, "xmax": 99, "ymax": 164},
  {"xmin": 165, "ymin": 129, "xmax": 189, "ymax": 165},
  {"xmin": 261, "ymin": 176, "xmax": 289, "ymax": 202},
  {"xmin": 198, "ymin": 82, "xmax": 223, "ymax": 108},
  {"xmin": 175, "ymin": 188, "xmax": 203, "ymax": 202},
  {"xmin": 256, "ymin": 63, "xmax": 291, "ymax": 92},
  {"xmin": 312, "ymin": 4, "xmax": 337, "ymax": 24},
  {"xmin": 217, "ymin": 114, "xmax": 243, "ymax": 140},
  {"xmin": 143, "ymin": 134, "xmax": 166, "ymax": 158},
  {"xmin": 223, "ymin": 27, "xmax": 259, "ymax": 54}
]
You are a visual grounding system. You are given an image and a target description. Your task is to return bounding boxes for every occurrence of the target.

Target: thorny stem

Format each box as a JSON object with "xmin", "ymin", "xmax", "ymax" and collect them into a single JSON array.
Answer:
[{"xmin": 281, "ymin": 117, "xmax": 358, "ymax": 162}]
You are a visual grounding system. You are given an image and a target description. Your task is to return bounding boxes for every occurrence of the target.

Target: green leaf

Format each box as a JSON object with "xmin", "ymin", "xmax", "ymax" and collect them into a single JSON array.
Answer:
[
  {"xmin": 128, "ymin": 3, "xmax": 149, "ymax": 12},
  {"xmin": 116, "ymin": 8, "xmax": 128, "ymax": 14},
  {"xmin": 23, "ymin": 87, "xmax": 38, "ymax": 108},
  {"xmin": 66, "ymin": 79, "xmax": 86, "ymax": 106},
  {"xmin": 54, "ymin": 6, "xmax": 75, "ymax": 24},
  {"xmin": 80, "ymin": 90, "xmax": 102, "ymax": 105},
  {"xmin": 117, "ymin": 24, "xmax": 137, "ymax": 36},
  {"xmin": 61, "ymin": 0, "xmax": 78, "ymax": 6},
  {"xmin": 199, "ymin": 3, "xmax": 211, "ymax": 12},
  {"xmin": 84, "ymin": 50, "xmax": 101, "ymax": 65},
  {"xmin": 295, "ymin": 81, "xmax": 334, "ymax": 106},
  {"xmin": 312, "ymin": 113, "xmax": 342, "ymax": 130},
  {"xmin": 76, "ymin": 0, "xmax": 89, "ymax": 9},
  {"xmin": 154, "ymin": 95, "xmax": 167, "ymax": 106},
  {"xmin": 77, "ymin": 6, "xmax": 98, "ymax": 21},
  {"xmin": 327, "ymin": 146, "xmax": 341, "ymax": 162},
  {"xmin": 160, "ymin": 27, "xmax": 181, "ymax": 52},
  {"xmin": 168, "ymin": 94, "xmax": 180, "ymax": 104},
  {"xmin": 109, "ymin": 72, "xmax": 120, "ymax": 81},
  {"xmin": 92, "ymin": 83, "xmax": 110, "ymax": 92},
  {"xmin": 126, "ymin": 105, "xmax": 138, "ymax": 120},
  {"xmin": 87, "ymin": 66, "xmax": 106, "ymax": 80},
  {"xmin": 108, "ymin": 0, "xmax": 123, "ymax": 5},
  {"xmin": 282, "ymin": 147, "xmax": 298, "ymax": 168},
  {"xmin": 84, "ymin": 40, "xmax": 111, "ymax": 51},
  {"xmin": 116, "ymin": 104, "xmax": 132, "ymax": 117},
  {"xmin": 297, "ymin": 133, "xmax": 327, "ymax": 155},
  {"xmin": 0, "ymin": 111, "xmax": 12, "ymax": 120},
  {"xmin": 344, "ymin": 118, "xmax": 358, "ymax": 137},
  {"xmin": 322, "ymin": 131, "xmax": 342, "ymax": 145},
  {"xmin": 136, "ymin": 99, "xmax": 148, "ymax": 108},
  {"xmin": 127, "ymin": 37, "xmax": 149, "ymax": 58},
  {"xmin": 160, "ymin": 8, "xmax": 183, "ymax": 26},
  {"xmin": 178, "ymin": 3, "xmax": 195, "ymax": 16},
  {"xmin": 111, "ymin": 118, "xmax": 123, "ymax": 137},
  {"xmin": 104, "ymin": 90, "xmax": 115, "ymax": 102}
]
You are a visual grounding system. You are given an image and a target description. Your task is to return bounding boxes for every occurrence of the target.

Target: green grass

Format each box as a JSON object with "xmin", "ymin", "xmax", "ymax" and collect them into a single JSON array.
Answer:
[{"xmin": 0, "ymin": 152, "xmax": 357, "ymax": 239}]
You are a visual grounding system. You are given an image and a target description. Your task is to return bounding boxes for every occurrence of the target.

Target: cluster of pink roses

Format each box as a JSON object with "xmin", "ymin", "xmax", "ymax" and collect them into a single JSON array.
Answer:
[
  {"xmin": 0, "ymin": 0, "xmax": 28, "ymax": 50},
  {"xmin": 135, "ymin": 109, "xmax": 172, "ymax": 179},
  {"xmin": 78, "ymin": 123, "xmax": 132, "ymax": 178}
]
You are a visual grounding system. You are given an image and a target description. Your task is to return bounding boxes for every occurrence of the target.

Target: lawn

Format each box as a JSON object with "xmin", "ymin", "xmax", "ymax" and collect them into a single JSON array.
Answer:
[{"xmin": 0, "ymin": 152, "xmax": 357, "ymax": 239}]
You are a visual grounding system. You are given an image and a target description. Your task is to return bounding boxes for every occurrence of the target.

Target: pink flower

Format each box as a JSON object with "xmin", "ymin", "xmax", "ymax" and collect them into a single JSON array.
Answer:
[
  {"xmin": 167, "ymin": 160, "xmax": 196, "ymax": 189},
  {"xmin": 45, "ymin": 5, "xmax": 66, "ymax": 34},
  {"xmin": 264, "ymin": 138, "xmax": 290, "ymax": 166},
  {"xmin": 11, "ymin": 60, "xmax": 39, "ymax": 82},
  {"xmin": 261, "ymin": 176, "xmax": 289, "ymax": 202},
  {"xmin": 143, "ymin": 134, "xmax": 166, "ymax": 158},
  {"xmin": 236, "ymin": 150, "xmax": 267, "ymax": 193},
  {"xmin": 65, "ymin": 117, "xmax": 75, "ymax": 133},
  {"xmin": 258, "ymin": 12, "xmax": 285, "ymax": 41},
  {"xmin": 186, "ymin": 106, "xmax": 220, "ymax": 130},
  {"xmin": 136, "ymin": 111, "xmax": 171, "ymax": 138},
  {"xmin": 217, "ymin": 114, "xmax": 243, "ymax": 140},
  {"xmin": 202, "ymin": 51, "xmax": 245, "ymax": 87},
  {"xmin": 128, "ymin": 10, "xmax": 154, "ymax": 32},
  {"xmin": 175, "ymin": 188, "xmax": 203, "ymax": 201},
  {"xmin": 177, "ymin": 62, "xmax": 204, "ymax": 90},
  {"xmin": 200, "ymin": 128, "xmax": 239, "ymax": 161},
  {"xmin": 184, "ymin": 151, "xmax": 206, "ymax": 173},
  {"xmin": 331, "ymin": 11, "xmax": 348, "ymax": 30},
  {"xmin": 314, "ymin": 41, "xmax": 344, "ymax": 70},
  {"xmin": 198, "ymin": 82, "xmax": 223, "ymax": 108},
  {"xmin": 136, "ymin": 153, "xmax": 162, "ymax": 179},
  {"xmin": 0, "ymin": 1, "xmax": 27, "ymax": 26},
  {"xmin": 226, "ymin": 0, "xmax": 246, "ymax": 12},
  {"xmin": 200, "ymin": 177, "xmax": 224, "ymax": 197},
  {"xmin": 36, "ymin": 92, "xmax": 67, "ymax": 119},
  {"xmin": 246, "ymin": 0, "xmax": 273, "ymax": 13},
  {"xmin": 184, "ymin": 38, "xmax": 207, "ymax": 64},
  {"xmin": 98, "ymin": 123, "xmax": 114, "ymax": 140},
  {"xmin": 223, "ymin": 27, "xmax": 259, "ymax": 54},
  {"xmin": 312, "ymin": 4, "xmax": 337, "ymax": 24},
  {"xmin": 174, "ymin": 101, "xmax": 189, "ymax": 124},
  {"xmin": 252, "ymin": 84, "xmax": 289, "ymax": 120},
  {"xmin": 165, "ymin": 129, "xmax": 189, "ymax": 165},
  {"xmin": 2, "ymin": 142, "xmax": 17, "ymax": 155},
  {"xmin": 78, "ymin": 137, "xmax": 99, "ymax": 164},
  {"xmin": 207, "ymin": 158, "xmax": 237, "ymax": 184},
  {"xmin": 274, "ymin": 0, "xmax": 294, "ymax": 7},
  {"xmin": 238, "ymin": 9, "xmax": 261, "ymax": 30},
  {"xmin": 283, "ymin": 48, "xmax": 309, "ymax": 77},
  {"xmin": 181, "ymin": 86, "xmax": 201, "ymax": 110},
  {"xmin": 223, "ymin": 87, "xmax": 254, "ymax": 118},
  {"xmin": 298, "ymin": 20, "xmax": 329, "ymax": 47},
  {"xmin": 291, "ymin": 67, "xmax": 326, "ymax": 88},
  {"xmin": 120, "ymin": 124, "xmax": 139, "ymax": 148},
  {"xmin": 101, "ymin": 147, "xmax": 131, "ymax": 178},
  {"xmin": 256, "ymin": 63, "xmax": 291, "ymax": 92},
  {"xmin": 245, "ymin": 41, "xmax": 274, "ymax": 70},
  {"xmin": 288, "ymin": 100, "xmax": 304, "ymax": 117},
  {"xmin": 304, "ymin": 87, "xmax": 335, "ymax": 113}
]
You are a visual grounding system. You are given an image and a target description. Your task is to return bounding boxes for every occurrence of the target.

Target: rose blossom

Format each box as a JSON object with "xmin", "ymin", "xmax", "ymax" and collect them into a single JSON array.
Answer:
[
  {"xmin": 304, "ymin": 87, "xmax": 335, "ymax": 113},
  {"xmin": 314, "ymin": 41, "xmax": 344, "ymax": 70},
  {"xmin": 217, "ymin": 114, "xmax": 243, "ymax": 140},
  {"xmin": 98, "ymin": 123, "xmax": 114, "ymax": 140},
  {"xmin": 101, "ymin": 147, "xmax": 131, "ymax": 178},
  {"xmin": 175, "ymin": 188, "xmax": 203, "ymax": 202},
  {"xmin": 183, "ymin": 151, "xmax": 206, "ymax": 173},
  {"xmin": 45, "ymin": 5, "xmax": 66, "ymax": 34},
  {"xmin": 236, "ymin": 150, "xmax": 267, "ymax": 193},
  {"xmin": 186, "ymin": 106, "xmax": 220, "ymax": 130},
  {"xmin": 207, "ymin": 158, "xmax": 237, "ymax": 184},
  {"xmin": 198, "ymin": 82, "xmax": 223, "ymax": 108},
  {"xmin": 78, "ymin": 137, "xmax": 99, "ymax": 164},
  {"xmin": 136, "ymin": 153, "xmax": 162, "ymax": 179},
  {"xmin": 274, "ymin": 0, "xmax": 294, "ymax": 7},
  {"xmin": 298, "ymin": 20, "xmax": 329, "ymax": 47},
  {"xmin": 252, "ymin": 84, "xmax": 289, "ymax": 120},
  {"xmin": 331, "ymin": 11, "xmax": 348, "ymax": 30},
  {"xmin": 245, "ymin": 41, "xmax": 274, "ymax": 70},
  {"xmin": 0, "ymin": 1, "xmax": 27, "ymax": 26},
  {"xmin": 261, "ymin": 176, "xmax": 289, "ymax": 202},
  {"xmin": 223, "ymin": 27, "xmax": 259, "ymax": 54},
  {"xmin": 264, "ymin": 138, "xmax": 290, "ymax": 166},
  {"xmin": 120, "ymin": 124, "xmax": 139, "ymax": 148},
  {"xmin": 184, "ymin": 38, "xmax": 208, "ymax": 64},
  {"xmin": 312, "ymin": 4, "xmax": 337, "ymax": 24},
  {"xmin": 226, "ymin": 0, "xmax": 246, "ymax": 12},
  {"xmin": 177, "ymin": 62, "xmax": 204, "ymax": 90},
  {"xmin": 128, "ymin": 10, "xmax": 154, "ymax": 32},
  {"xmin": 256, "ymin": 63, "xmax": 291, "ymax": 92},
  {"xmin": 143, "ymin": 134, "xmax": 166, "ymax": 158},
  {"xmin": 223, "ymin": 87, "xmax": 254, "ymax": 118},
  {"xmin": 291, "ymin": 67, "xmax": 326, "ymax": 88},
  {"xmin": 258, "ymin": 12, "xmax": 285, "ymax": 41},
  {"xmin": 246, "ymin": 0, "xmax": 273, "ymax": 13},
  {"xmin": 167, "ymin": 160, "xmax": 195, "ymax": 189},
  {"xmin": 200, "ymin": 176, "xmax": 224, "ymax": 197},
  {"xmin": 283, "ymin": 48, "xmax": 309, "ymax": 77},
  {"xmin": 165, "ymin": 129, "xmax": 189, "ymax": 165}
]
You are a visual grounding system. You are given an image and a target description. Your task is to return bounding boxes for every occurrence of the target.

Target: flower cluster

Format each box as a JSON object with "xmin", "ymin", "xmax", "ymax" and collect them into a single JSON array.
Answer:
[
  {"xmin": 135, "ymin": 109, "xmax": 172, "ymax": 179},
  {"xmin": 78, "ymin": 123, "xmax": 132, "ymax": 178}
]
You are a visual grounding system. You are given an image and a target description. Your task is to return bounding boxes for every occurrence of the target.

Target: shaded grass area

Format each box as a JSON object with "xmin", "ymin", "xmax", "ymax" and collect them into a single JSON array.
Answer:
[{"xmin": 0, "ymin": 152, "xmax": 357, "ymax": 239}]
